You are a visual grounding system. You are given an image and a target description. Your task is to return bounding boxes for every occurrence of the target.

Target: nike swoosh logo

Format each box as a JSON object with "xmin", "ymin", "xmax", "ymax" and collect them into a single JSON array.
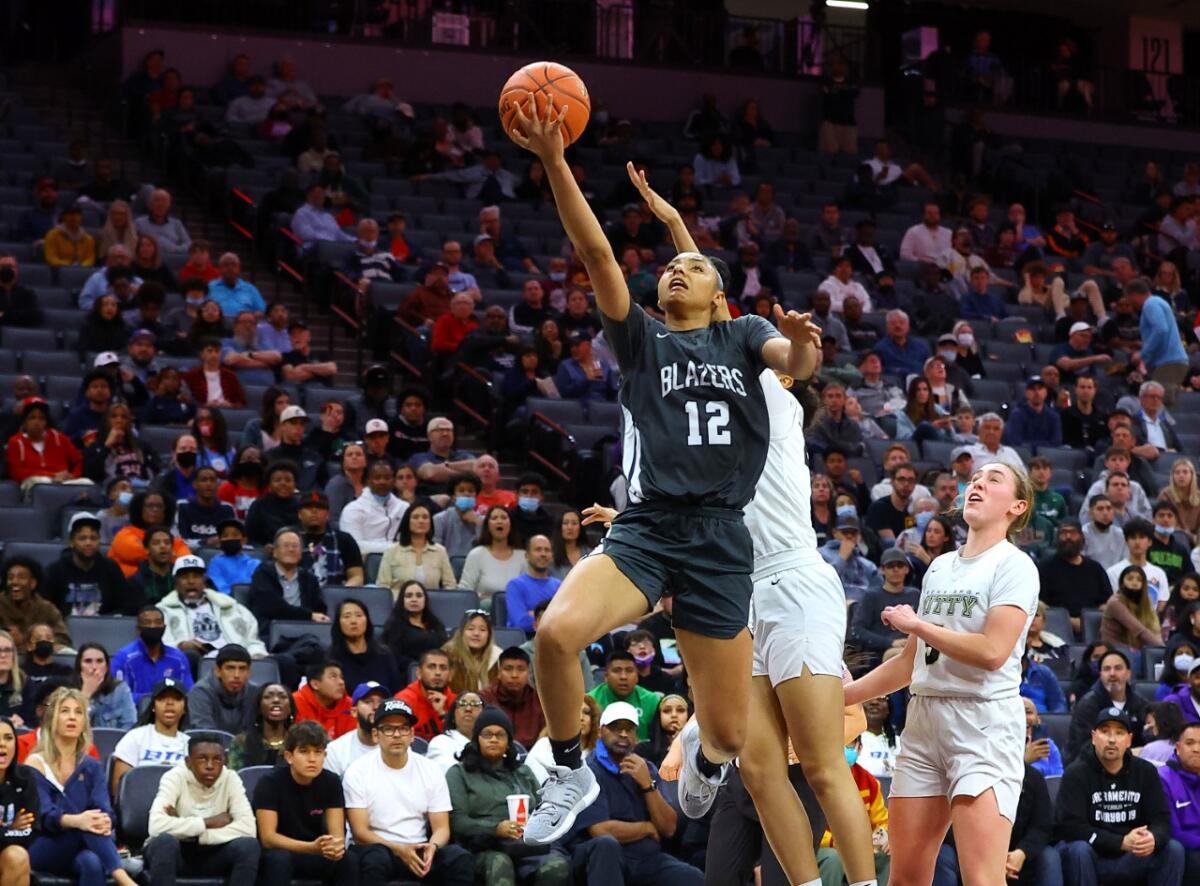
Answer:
[
  {"xmin": 656, "ymin": 332, "xmax": 670, "ymax": 338},
  {"xmin": 770, "ymin": 577, "xmax": 782, "ymax": 585},
  {"xmin": 1178, "ymin": 801, "xmax": 1192, "ymax": 808}
]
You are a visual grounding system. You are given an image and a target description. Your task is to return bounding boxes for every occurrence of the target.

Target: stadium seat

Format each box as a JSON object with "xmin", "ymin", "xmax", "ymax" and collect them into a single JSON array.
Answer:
[
  {"xmin": 491, "ymin": 592, "xmax": 508, "ymax": 629},
  {"xmin": 237, "ymin": 765, "xmax": 274, "ymax": 799},
  {"xmin": 1039, "ymin": 447, "xmax": 1088, "ymax": 471},
  {"xmin": 1081, "ymin": 608, "xmax": 1103, "ymax": 644},
  {"xmin": 117, "ymin": 764, "xmax": 171, "ymax": 848},
  {"xmin": 91, "ymin": 727, "xmax": 124, "ymax": 766},
  {"xmin": 21, "ymin": 351, "xmax": 79, "ymax": 377},
  {"xmin": 0, "ymin": 507, "xmax": 55, "ymax": 542},
  {"xmin": 494, "ymin": 627, "xmax": 527, "ymax": 649},
  {"xmin": 67, "ymin": 615, "xmax": 137, "ymax": 654},
  {"xmin": 1041, "ymin": 713, "xmax": 1070, "ymax": 751},
  {"xmin": 30, "ymin": 482, "xmax": 101, "ymax": 536},
  {"xmin": 426, "ymin": 589, "xmax": 481, "ymax": 629},
  {"xmin": 1142, "ymin": 646, "xmax": 1165, "ymax": 680},
  {"xmin": 3, "ymin": 541, "xmax": 64, "ymax": 572},
  {"xmin": 528, "ymin": 398, "xmax": 585, "ymax": 427},
  {"xmin": 323, "ymin": 584, "xmax": 394, "ymax": 628},
  {"xmin": 1042, "ymin": 607, "xmax": 1075, "ymax": 643},
  {"xmin": 586, "ymin": 401, "xmax": 622, "ymax": 429},
  {"xmin": 1045, "ymin": 775, "xmax": 1061, "ymax": 806},
  {"xmin": 364, "ymin": 552, "xmax": 382, "ymax": 585}
]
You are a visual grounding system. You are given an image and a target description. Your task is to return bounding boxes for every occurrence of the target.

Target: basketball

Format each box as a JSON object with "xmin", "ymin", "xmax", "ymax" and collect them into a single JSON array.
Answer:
[{"xmin": 499, "ymin": 61, "xmax": 591, "ymax": 146}]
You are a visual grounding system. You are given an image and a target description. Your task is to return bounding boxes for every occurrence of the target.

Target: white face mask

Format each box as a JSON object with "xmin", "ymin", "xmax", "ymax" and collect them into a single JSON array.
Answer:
[
  {"xmin": 359, "ymin": 240, "xmax": 377, "ymax": 251},
  {"xmin": 1175, "ymin": 653, "xmax": 1195, "ymax": 673},
  {"xmin": 956, "ymin": 333, "xmax": 974, "ymax": 347}
]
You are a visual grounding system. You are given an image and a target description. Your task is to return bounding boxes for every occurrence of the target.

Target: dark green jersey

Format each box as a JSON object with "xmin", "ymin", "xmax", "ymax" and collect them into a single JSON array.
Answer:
[{"xmin": 602, "ymin": 303, "xmax": 778, "ymax": 509}]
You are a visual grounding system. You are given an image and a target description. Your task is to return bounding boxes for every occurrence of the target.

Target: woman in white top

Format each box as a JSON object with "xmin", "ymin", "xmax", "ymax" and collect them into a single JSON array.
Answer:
[
  {"xmin": 426, "ymin": 691, "xmax": 484, "ymax": 771},
  {"xmin": 377, "ymin": 503, "xmax": 456, "ymax": 596},
  {"xmin": 458, "ymin": 506, "xmax": 525, "ymax": 606},
  {"xmin": 108, "ymin": 679, "xmax": 189, "ymax": 799},
  {"xmin": 846, "ymin": 461, "xmax": 1039, "ymax": 886}
]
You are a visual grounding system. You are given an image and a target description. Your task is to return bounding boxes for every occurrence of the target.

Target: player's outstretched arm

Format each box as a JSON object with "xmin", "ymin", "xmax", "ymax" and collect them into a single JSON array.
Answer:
[
  {"xmin": 761, "ymin": 305, "xmax": 821, "ymax": 381},
  {"xmin": 626, "ymin": 161, "xmax": 697, "ymax": 255},
  {"xmin": 508, "ymin": 95, "xmax": 629, "ymax": 321},
  {"xmin": 843, "ymin": 638, "xmax": 916, "ymax": 706}
]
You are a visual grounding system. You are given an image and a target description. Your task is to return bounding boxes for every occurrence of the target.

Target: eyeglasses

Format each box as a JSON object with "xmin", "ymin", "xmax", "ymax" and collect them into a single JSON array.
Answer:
[
  {"xmin": 377, "ymin": 724, "xmax": 413, "ymax": 737},
  {"xmin": 0, "ymin": 648, "xmax": 13, "ymax": 656},
  {"xmin": 457, "ymin": 700, "xmax": 483, "ymax": 710}
]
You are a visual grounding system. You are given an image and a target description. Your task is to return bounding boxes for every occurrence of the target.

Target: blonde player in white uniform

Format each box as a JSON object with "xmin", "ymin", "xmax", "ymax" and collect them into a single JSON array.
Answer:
[
  {"xmin": 845, "ymin": 461, "xmax": 1039, "ymax": 886},
  {"xmin": 627, "ymin": 165, "xmax": 879, "ymax": 886}
]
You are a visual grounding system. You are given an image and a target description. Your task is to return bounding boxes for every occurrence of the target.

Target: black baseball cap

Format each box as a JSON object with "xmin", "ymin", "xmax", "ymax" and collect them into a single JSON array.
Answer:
[
  {"xmin": 151, "ymin": 678, "xmax": 187, "ymax": 700},
  {"xmin": 374, "ymin": 698, "xmax": 417, "ymax": 727},
  {"xmin": 1093, "ymin": 705, "xmax": 1133, "ymax": 732}
]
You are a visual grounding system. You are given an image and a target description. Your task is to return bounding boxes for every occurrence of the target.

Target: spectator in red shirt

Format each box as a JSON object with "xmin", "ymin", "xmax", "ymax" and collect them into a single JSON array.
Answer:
[
  {"xmin": 5, "ymin": 398, "xmax": 86, "ymax": 491},
  {"xmin": 182, "ymin": 337, "xmax": 247, "ymax": 408},
  {"xmin": 395, "ymin": 648, "xmax": 457, "ymax": 741},
  {"xmin": 396, "ymin": 263, "xmax": 452, "ymax": 328},
  {"xmin": 291, "ymin": 660, "xmax": 354, "ymax": 739},
  {"xmin": 178, "ymin": 239, "xmax": 220, "ymax": 283},
  {"xmin": 431, "ymin": 292, "xmax": 479, "ymax": 356}
]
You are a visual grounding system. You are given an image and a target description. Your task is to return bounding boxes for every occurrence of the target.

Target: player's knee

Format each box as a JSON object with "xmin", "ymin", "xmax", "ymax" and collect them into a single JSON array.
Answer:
[
  {"xmin": 704, "ymin": 720, "xmax": 745, "ymax": 757},
  {"xmin": 532, "ymin": 613, "xmax": 581, "ymax": 658},
  {"xmin": 737, "ymin": 753, "xmax": 785, "ymax": 795}
]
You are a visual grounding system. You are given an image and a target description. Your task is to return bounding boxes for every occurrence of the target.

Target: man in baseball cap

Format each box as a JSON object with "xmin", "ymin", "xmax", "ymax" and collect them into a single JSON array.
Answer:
[
  {"xmin": 410, "ymin": 416, "xmax": 476, "ymax": 485},
  {"xmin": 296, "ymin": 489, "xmax": 365, "ymax": 588},
  {"xmin": 572, "ymin": 700, "xmax": 701, "ymax": 881},
  {"xmin": 363, "ymin": 417, "xmax": 398, "ymax": 470},
  {"xmin": 324, "ymin": 682, "xmax": 392, "ymax": 776},
  {"xmin": 1055, "ymin": 704, "xmax": 1184, "ymax": 883},
  {"xmin": 343, "ymin": 696, "xmax": 475, "ymax": 883},
  {"xmin": 266, "ymin": 405, "xmax": 325, "ymax": 493}
]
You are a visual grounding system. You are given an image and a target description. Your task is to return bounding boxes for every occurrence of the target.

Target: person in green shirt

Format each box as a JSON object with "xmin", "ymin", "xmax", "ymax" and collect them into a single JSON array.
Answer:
[
  {"xmin": 1030, "ymin": 456, "xmax": 1067, "ymax": 529},
  {"xmin": 587, "ymin": 650, "xmax": 662, "ymax": 742}
]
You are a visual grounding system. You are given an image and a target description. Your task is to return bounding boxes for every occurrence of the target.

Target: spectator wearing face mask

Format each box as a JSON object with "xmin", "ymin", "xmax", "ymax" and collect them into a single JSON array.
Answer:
[
  {"xmin": 508, "ymin": 472, "xmax": 553, "ymax": 541},
  {"xmin": 206, "ymin": 519, "xmax": 259, "ymax": 596}
]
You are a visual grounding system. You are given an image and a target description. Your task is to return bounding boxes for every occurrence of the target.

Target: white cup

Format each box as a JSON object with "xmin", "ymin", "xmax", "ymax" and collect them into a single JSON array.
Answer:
[{"xmin": 506, "ymin": 793, "xmax": 531, "ymax": 826}]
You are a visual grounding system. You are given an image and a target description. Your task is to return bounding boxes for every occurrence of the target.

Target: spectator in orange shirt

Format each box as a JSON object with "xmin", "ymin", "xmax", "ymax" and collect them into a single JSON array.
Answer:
[
  {"xmin": 395, "ymin": 648, "xmax": 457, "ymax": 742},
  {"xmin": 474, "ymin": 455, "xmax": 516, "ymax": 513},
  {"xmin": 108, "ymin": 491, "xmax": 191, "ymax": 577},
  {"xmin": 178, "ymin": 239, "xmax": 220, "ymax": 283},
  {"xmin": 291, "ymin": 660, "xmax": 354, "ymax": 739},
  {"xmin": 430, "ymin": 291, "xmax": 479, "ymax": 356}
]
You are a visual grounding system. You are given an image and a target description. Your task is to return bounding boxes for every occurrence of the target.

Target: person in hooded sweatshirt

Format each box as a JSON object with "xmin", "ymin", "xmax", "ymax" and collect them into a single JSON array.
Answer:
[
  {"xmin": 41, "ymin": 513, "xmax": 135, "ymax": 617},
  {"xmin": 292, "ymin": 661, "xmax": 354, "ymax": 740},
  {"xmin": 1066, "ymin": 649, "xmax": 1151, "ymax": 762},
  {"xmin": 143, "ymin": 732, "xmax": 260, "ymax": 886},
  {"xmin": 244, "ymin": 461, "xmax": 301, "ymax": 547},
  {"xmin": 1164, "ymin": 657, "xmax": 1200, "ymax": 725},
  {"xmin": 480, "ymin": 646, "xmax": 544, "ymax": 749},
  {"xmin": 186, "ymin": 645, "xmax": 260, "ymax": 735},
  {"xmin": 1055, "ymin": 705, "xmax": 1184, "ymax": 886},
  {"xmin": 1157, "ymin": 721, "xmax": 1200, "ymax": 880}
]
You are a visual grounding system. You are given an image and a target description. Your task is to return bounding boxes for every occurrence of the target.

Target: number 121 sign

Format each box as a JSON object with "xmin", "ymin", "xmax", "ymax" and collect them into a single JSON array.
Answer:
[{"xmin": 1129, "ymin": 16, "xmax": 1182, "ymax": 75}]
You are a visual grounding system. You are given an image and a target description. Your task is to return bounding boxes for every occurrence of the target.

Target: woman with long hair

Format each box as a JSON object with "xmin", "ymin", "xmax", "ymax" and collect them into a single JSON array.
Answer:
[
  {"xmin": 550, "ymin": 510, "xmax": 590, "ymax": 580},
  {"xmin": 458, "ymin": 507, "xmax": 525, "ymax": 606},
  {"xmin": 130, "ymin": 234, "xmax": 177, "ymax": 291},
  {"xmin": 325, "ymin": 442, "xmax": 368, "ymax": 521},
  {"xmin": 1159, "ymin": 457, "xmax": 1200, "ymax": 541},
  {"xmin": 0, "ymin": 714, "xmax": 38, "ymax": 882},
  {"xmin": 26, "ymin": 688, "xmax": 138, "ymax": 886},
  {"xmin": 96, "ymin": 200, "xmax": 138, "ymax": 255},
  {"xmin": 923, "ymin": 355, "xmax": 970, "ymax": 416},
  {"xmin": 191, "ymin": 407, "xmax": 236, "ymax": 477},
  {"xmin": 516, "ymin": 158, "xmax": 554, "ymax": 207},
  {"xmin": 1153, "ymin": 260, "xmax": 1190, "ymax": 313},
  {"xmin": 525, "ymin": 697, "xmax": 601, "ymax": 785},
  {"xmin": 1024, "ymin": 601, "xmax": 1067, "ymax": 665},
  {"xmin": 443, "ymin": 611, "xmax": 501, "ymax": 695},
  {"xmin": 1137, "ymin": 701, "xmax": 1187, "ymax": 766},
  {"xmin": 730, "ymin": 98, "xmax": 774, "ymax": 172},
  {"xmin": 72, "ymin": 644, "xmax": 135, "ymax": 730},
  {"xmin": 846, "ymin": 461, "xmax": 1039, "ymax": 885},
  {"xmin": 108, "ymin": 680, "xmax": 188, "ymax": 798},
  {"xmin": 904, "ymin": 514, "xmax": 958, "ymax": 585},
  {"xmin": 1156, "ymin": 636, "xmax": 1197, "ymax": 701},
  {"xmin": 426, "ymin": 691, "xmax": 485, "ymax": 771},
  {"xmin": 950, "ymin": 320, "xmax": 986, "ymax": 378},
  {"xmin": 635, "ymin": 693, "xmax": 691, "ymax": 767},
  {"xmin": 228, "ymin": 683, "xmax": 293, "ymax": 770},
  {"xmin": 81, "ymin": 402, "xmax": 158, "ymax": 486},
  {"xmin": 445, "ymin": 707, "xmax": 570, "ymax": 885},
  {"xmin": 534, "ymin": 317, "xmax": 564, "ymax": 373},
  {"xmin": 77, "ymin": 293, "xmax": 130, "ymax": 357},
  {"xmin": 377, "ymin": 503, "xmax": 456, "ymax": 595},
  {"xmin": 328, "ymin": 599, "xmax": 401, "ymax": 692},
  {"xmin": 186, "ymin": 300, "xmax": 226, "ymax": 351},
  {"xmin": 1101, "ymin": 565, "xmax": 1164, "ymax": 651},
  {"xmin": 216, "ymin": 447, "xmax": 264, "ymax": 519},
  {"xmin": 896, "ymin": 376, "xmax": 951, "ymax": 443},
  {"xmin": 108, "ymin": 490, "xmax": 190, "ymax": 577},
  {"xmin": 0, "ymin": 632, "xmax": 24, "ymax": 728},
  {"xmin": 239, "ymin": 386, "xmax": 291, "ymax": 452},
  {"xmin": 383, "ymin": 581, "xmax": 448, "ymax": 673},
  {"xmin": 810, "ymin": 474, "xmax": 835, "ymax": 548},
  {"xmin": 1161, "ymin": 572, "xmax": 1200, "ymax": 640},
  {"xmin": 858, "ymin": 694, "xmax": 899, "ymax": 778},
  {"xmin": 692, "ymin": 135, "xmax": 740, "ymax": 187}
]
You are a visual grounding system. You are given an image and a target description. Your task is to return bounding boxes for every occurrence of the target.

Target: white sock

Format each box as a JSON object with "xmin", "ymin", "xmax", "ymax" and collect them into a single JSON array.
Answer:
[
  {"xmin": 797, "ymin": 879, "xmax": 822, "ymax": 886},
  {"xmin": 848, "ymin": 880, "xmax": 879, "ymax": 886}
]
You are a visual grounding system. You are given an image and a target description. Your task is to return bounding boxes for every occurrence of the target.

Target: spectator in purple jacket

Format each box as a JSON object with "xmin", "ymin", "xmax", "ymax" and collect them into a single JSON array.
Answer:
[
  {"xmin": 1166, "ymin": 658, "xmax": 1200, "ymax": 724},
  {"xmin": 1157, "ymin": 721, "xmax": 1200, "ymax": 880}
]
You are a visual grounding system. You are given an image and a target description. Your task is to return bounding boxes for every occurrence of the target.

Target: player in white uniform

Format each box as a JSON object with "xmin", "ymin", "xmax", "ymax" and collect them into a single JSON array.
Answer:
[
  {"xmin": 629, "ymin": 169, "xmax": 879, "ymax": 886},
  {"xmin": 845, "ymin": 462, "xmax": 1039, "ymax": 886}
]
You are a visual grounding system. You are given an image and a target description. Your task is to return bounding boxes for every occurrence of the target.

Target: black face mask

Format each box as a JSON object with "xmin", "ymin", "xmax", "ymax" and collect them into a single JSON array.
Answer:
[
  {"xmin": 139, "ymin": 627, "xmax": 165, "ymax": 647},
  {"xmin": 175, "ymin": 451, "xmax": 197, "ymax": 469},
  {"xmin": 220, "ymin": 539, "xmax": 243, "ymax": 556},
  {"xmin": 33, "ymin": 641, "xmax": 53, "ymax": 659},
  {"xmin": 0, "ymin": 267, "xmax": 14, "ymax": 285}
]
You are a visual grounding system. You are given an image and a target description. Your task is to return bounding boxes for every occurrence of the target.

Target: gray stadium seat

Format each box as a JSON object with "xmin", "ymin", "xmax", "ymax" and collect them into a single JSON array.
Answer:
[
  {"xmin": 91, "ymin": 727, "xmax": 124, "ymax": 766},
  {"xmin": 117, "ymin": 764, "xmax": 170, "ymax": 848},
  {"xmin": 491, "ymin": 592, "xmax": 508, "ymax": 629},
  {"xmin": 1042, "ymin": 607, "xmax": 1075, "ymax": 643},
  {"xmin": 0, "ymin": 507, "xmax": 53, "ymax": 542},
  {"xmin": 494, "ymin": 627, "xmax": 526, "ymax": 649},
  {"xmin": 237, "ymin": 765, "xmax": 274, "ymax": 799},
  {"xmin": 2, "ymin": 541, "xmax": 64, "ymax": 572},
  {"xmin": 268, "ymin": 619, "xmax": 333, "ymax": 649},
  {"xmin": 426, "ymin": 589, "xmax": 481, "ymax": 629},
  {"xmin": 1081, "ymin": 608, "xmax": 1103, "ymax": 644},
  {"xmin": 67, "ymin": 616, "xmax": 137, "ymax": 654},
  {"xmin": 528, "ymin": 398, "xmax": 585, "ymax": 426},
  {"xmin": 323, "ymin": 585, "xmax": 394, "ymax": 628}
]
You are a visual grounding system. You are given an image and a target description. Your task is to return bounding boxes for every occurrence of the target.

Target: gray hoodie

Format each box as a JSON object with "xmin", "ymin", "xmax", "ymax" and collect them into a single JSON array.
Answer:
[{"xmin": 186, "ymin": 672, "xmax": 260, "ymax": 734}]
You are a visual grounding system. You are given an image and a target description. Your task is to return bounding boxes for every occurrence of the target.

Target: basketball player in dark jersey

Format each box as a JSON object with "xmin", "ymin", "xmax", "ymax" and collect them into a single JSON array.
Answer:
[{"xmin": 506, "ymin": 95, "xmax": 821, "ymax": 844}]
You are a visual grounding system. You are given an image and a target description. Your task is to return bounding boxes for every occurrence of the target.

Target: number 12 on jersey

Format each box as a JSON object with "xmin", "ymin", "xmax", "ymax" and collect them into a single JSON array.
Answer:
[{"xmin": 685, "ymin": 400, "xmax": 731, "ymax": 446}]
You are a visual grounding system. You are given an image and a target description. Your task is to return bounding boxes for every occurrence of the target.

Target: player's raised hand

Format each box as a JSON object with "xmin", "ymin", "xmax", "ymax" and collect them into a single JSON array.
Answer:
[
  {"xmin": 507, "ymin": 93, "xmax": 566, "ymax": 161},
  {"xmin": 626, "ymin": 161, "xmax": 678, "ymax": 223},
  {"xmin": 773, "ymin": 305, "xmax": 823, "ymax": 349},
  {"xmin": 582, "ymin": 503, "xmax": 618, "ymax": 528}
]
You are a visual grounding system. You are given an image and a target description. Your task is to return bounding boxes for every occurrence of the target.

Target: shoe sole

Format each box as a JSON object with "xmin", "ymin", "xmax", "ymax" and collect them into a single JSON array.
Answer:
[
  {"xmin": 522, "ymin": 778, "xmax": 601, "ymax": 845},
  {"xmin": 678, "ymin": 726, "xmax": 719, "ymax": 819}
]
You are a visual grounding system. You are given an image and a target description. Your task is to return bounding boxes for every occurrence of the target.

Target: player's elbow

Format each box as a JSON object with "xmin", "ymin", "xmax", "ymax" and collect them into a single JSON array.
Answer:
[
  {"xmin": 577, "ymin": 242, "xmax": 615, "ymax": 266},
  {"xmin": 981, "ymin": 650, "xmax": 1009, "ymax": 671}
]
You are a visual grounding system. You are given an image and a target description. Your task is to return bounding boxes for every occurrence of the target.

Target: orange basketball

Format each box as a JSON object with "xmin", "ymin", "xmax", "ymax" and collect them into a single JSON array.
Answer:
[{"xmin": 499, "ymin": 61, "xmax": 591, "ymax": 147}]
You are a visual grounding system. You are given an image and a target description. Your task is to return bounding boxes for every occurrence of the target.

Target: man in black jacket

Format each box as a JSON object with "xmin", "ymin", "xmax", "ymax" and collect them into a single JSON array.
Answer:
[
  {"xmin": 244, "ymin": 461, "xmax": 301, "ymax": 546},
  {"xmin": 934, "ymin": 764, "xmax": 1059, "ymax": 885},
  {"xmin": 850, "ymin": 549, "xmax": 921, "ymax": 666},
  {"xmin": 0, "ymin": 254, "xmax": 43, "ymax": 327},
  {"xmin": 1055, "ymin": 706, "xmax": 1184, "ymax": 886},
  {"xmin": 248, "ymin": 527, "xmax": 329, "ymax": 636},
  {"xmin": 1038, "ymin": 519, "xmax": 1113, "ymax": 637},
  {"xmin": 1067, "ymin": 650, "xmax": 1151, "ymax": 763},
  {"xmin": 42, "ymin": 512, "xmax": 134, "ymax": 616}
]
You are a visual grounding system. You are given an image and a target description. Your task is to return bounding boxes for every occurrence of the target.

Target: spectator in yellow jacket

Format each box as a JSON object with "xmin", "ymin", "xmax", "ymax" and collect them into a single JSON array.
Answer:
[
  {"xmin": 817, "ymin": 733, "xmax": 890, "ymax": 886},
  {"xmin": 43, "ymin": 204, "xmax": 96, "ymax": 267}
]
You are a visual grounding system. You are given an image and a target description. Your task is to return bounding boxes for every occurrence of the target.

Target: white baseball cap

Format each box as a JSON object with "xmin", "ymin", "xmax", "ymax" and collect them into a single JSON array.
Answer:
[
  {"xmin": 599, "ymin": 701, "xmax": 640, "ymax": 728},
  {"xmin": 365, "ymin": 418, "xmax": 389, "ymax": 435},
  {"xmin": 1068, "ymin": 321, "xmax": 1093, "ymax": 336},
  {"xmin": 172, "ymin": 554, "xmax": 206, "ymax": 576},
  {"xmin": 279, "ymin": 405, "xmax": 307, "ymax": 423},
  {"xmin": 93, "ymin": 351, "xmax": 119, "ymax": 367}
]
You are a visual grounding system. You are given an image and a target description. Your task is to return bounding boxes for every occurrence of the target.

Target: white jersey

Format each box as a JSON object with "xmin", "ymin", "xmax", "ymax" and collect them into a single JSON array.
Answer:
[
  {"xmin": 744, "ymin": 370, "xmax": 817, "ymax": 575},
  {"xmin": 910, "ymin": 540, "xmax": 1038, "ymax": 700}
]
